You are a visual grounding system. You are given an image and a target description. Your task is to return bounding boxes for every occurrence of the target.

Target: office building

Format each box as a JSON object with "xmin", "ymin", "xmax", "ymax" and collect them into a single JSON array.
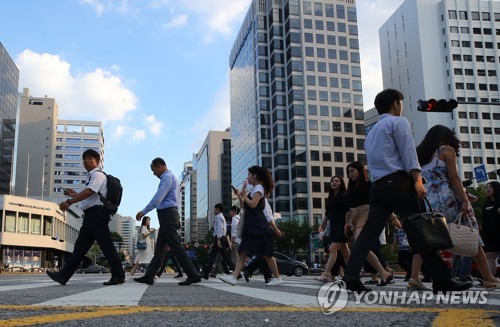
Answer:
[
  {"xmin": 380, "ymin": 0, "xmax": 500, "ymax": 181},
  {"xmin": 196, "ymin": 130, "xmax": 231, "ymax": 238},
  {"xmin": 108, "ymin": 214, "xmax": 135, "ymax": 263},
  {"xmin": 0, "ymin": 42, "xmax": 19, "ymax": 195},
  {"xmin": 230, "ymin": 0, "xmax": 366, "ymax": 224}
]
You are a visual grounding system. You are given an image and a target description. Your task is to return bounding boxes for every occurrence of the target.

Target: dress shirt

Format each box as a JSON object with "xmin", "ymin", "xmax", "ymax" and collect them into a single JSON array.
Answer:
[
  {"xmin": 141, "ymin": 170, "xmax": 180, "ymax": 214},
  {"xmin": 231, "ymin": 215, "xmax": 241, "ymax": 244},
  {"xmin": 80, "ymin": 168, "xmax": 106, "ymax": 211},
  {"xmin": 213, "ymin": 213, "xmax": 227, "ymax": 239},
  {"xmin": 364, "ymin": 114, "xmax": 421, "ymax": 182}
]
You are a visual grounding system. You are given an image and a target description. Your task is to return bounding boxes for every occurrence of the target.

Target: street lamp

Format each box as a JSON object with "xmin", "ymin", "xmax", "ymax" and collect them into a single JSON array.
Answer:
[{"xmin": 291, "ymin": 238, "xmax": 295, "ymax": 259}]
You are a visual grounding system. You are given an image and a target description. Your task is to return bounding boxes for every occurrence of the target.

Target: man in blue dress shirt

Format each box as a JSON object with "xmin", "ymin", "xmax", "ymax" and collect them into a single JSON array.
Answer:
[
  {"xmin": 134, "ymin": 157, "xmax": 201, "ymax": 286},
  {"xmin": 342, "ymin": 89, "xmax": 472, "ymax": 293}
]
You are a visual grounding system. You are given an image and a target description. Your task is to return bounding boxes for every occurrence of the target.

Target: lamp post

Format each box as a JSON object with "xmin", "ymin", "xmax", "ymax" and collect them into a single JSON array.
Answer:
[{"xmin": 291, "ymin": 238, "xmax": 295, "ymax": 259}]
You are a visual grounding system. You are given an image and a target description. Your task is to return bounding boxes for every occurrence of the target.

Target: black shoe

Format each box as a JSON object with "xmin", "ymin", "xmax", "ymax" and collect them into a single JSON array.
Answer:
[
  {"xmin": 243, "ymin": 270, "xmax": 250, "ymax": 283},
  {"xmin": 134, "ymin": 276, "xmax": 154, "ymax": 285},
  {"xmin": 178, "ymin": 275, "xmax": 201, "ymax": 286},
  {"xmin": 156, "ymin": 271, "xmax": 163, "ymax": 278},
  {"xmin": 342, "ymin": 275, "xmax": 371, "ymax": 293},
  {"xmin": 46, "ymin": 271, "xmax": 67, "ymax": 286},
  {"xmin": 377, "ymin": 274, "xmax": 394, "ymax": 287},
  {"xmin": 174, "ymin": 273, "xmax": 183, "ymax": 278},
  {"xmin": 364, "ymin": 280, "xmax": 379, "ymax": 285},
  {"xmin": 433, "ymin": 279, "xmax": 473, "ymax": 293},
  {"xmin": 103, "ymin": 277, "xmax": 125, "ymax": 286}
]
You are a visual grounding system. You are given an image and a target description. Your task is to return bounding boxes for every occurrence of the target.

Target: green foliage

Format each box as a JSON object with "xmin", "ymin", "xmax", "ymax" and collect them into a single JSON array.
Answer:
[
  {"xmin": 110, "ymin": 231, "xmax": 123, "ymax": 243},
  {"xmin": 274, "ymin": 220, "xmax": 313, "ymax": 258},
  {"xmin": 467, "ymin": 184, "xmax": 487, "ymax": 224}
]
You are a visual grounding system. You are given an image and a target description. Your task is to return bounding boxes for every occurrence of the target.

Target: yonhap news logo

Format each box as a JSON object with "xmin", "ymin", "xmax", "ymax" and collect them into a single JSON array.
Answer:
[
  {"xmin": 317, "ymin": 281, "xmax": 348, "ymax": 314},
  {"xmin": 317, "ymin": 282, "xmax": 489, "ymax": 314}
]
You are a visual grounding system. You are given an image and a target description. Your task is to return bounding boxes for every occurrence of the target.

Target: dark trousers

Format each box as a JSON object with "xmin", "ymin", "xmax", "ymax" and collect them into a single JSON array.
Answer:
[
  {"xmin": 245, "ymin": 256, "xmax": 273, "ymax": 281},
  {"xmin": 398, "ymin": 249, "xmax": 412, "ymax": 279},
  {"xmin": 203, "ymin": 238, "xmax": 234, "ymax": 276},
  {"xmin": 344, "ymin": 172, "xmax": 451, "ymax": 286},
  {"xmin": 60, "ymin": 205, "xmax": 124, "ymax": 280},
  {"xmin": 145, "ymin": 208, "xmax": 198, "ymax": 278}
]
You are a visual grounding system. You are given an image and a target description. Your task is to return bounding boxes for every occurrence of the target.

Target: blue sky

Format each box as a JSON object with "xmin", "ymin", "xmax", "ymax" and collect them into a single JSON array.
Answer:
[{"xmin": 0, "ymin": 0, "xmax": 404, "ymax": 227}]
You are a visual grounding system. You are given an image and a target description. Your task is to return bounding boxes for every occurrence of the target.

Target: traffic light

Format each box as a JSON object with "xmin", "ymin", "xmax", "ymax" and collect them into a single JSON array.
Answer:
[{"xmin": 417, "ymin": 99, "xmax": 458, "ymax": 112}]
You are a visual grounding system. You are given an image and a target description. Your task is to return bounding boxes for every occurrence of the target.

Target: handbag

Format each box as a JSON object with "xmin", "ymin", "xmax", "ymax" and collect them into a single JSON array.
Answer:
[
  {"xmin": 136, "ymin": 241, "xmax": 147, "ymax": 250},
  {"xmin": 402, "ymin": 197, "xmax": 453, "ymax": 254},
  {"xmin": 236, "ymin": 210, "xmax": 245, "ymax": 239},
  {"xmin": 447, "ymin": 212, "xmax": 478, "ymax": 256}
]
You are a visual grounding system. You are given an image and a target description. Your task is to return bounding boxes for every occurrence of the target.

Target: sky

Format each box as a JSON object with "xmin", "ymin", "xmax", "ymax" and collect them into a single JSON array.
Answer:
[{"xmin": 0, "ymin": 0, "xmax": 404, "ymax": 227}]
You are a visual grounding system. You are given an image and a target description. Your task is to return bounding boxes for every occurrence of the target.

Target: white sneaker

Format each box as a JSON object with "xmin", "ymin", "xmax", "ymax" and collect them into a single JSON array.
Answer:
[
  {"xmin": 266, "ymin": 277, "xmax": 283, "ymax": 287},
  {"xmin": 219, "ymin": 275, "xmax": 237, "ymax": 286}
]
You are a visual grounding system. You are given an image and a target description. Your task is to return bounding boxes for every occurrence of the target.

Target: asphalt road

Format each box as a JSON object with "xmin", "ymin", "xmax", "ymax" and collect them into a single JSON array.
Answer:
[{"xmin": 0, "ymin": 272, "xmax": 498, "ymax": 326}]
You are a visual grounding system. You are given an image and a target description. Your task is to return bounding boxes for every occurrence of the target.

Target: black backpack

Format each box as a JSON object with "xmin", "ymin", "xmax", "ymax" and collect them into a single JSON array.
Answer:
[{"xmin": 96, "ymin": 171, "xmax": 123, "ymax": 216}]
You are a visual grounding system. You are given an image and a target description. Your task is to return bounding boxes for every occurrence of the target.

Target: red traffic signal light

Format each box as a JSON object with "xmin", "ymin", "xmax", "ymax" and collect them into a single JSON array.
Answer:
[{"xmin": 417, "ymin": 99, "xmax": 458, "ymax": 112}]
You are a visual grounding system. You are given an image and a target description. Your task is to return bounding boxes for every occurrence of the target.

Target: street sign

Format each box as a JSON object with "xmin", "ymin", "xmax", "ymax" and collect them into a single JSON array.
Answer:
[{"xmin": 474, "ymin": 164, "xmax": 487, "ymax": 183}]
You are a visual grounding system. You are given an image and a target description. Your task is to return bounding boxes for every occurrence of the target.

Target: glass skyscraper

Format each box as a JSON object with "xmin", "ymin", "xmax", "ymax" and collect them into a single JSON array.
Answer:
[
  {"xmin": 230, "ymin": 0, "xmax": 365, "ymax": 224},
  {"xmin": 0, "ymin": 42, "xmax": 19, "ymax": 195}
]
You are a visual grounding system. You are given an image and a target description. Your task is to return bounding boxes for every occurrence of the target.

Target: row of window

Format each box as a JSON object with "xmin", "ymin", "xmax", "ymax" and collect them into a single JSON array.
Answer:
[
  {"xmin": 3, "ymin": 211, "xmax": 51, "ymax": 236},
  {"xmin": 461, "ymin": 141, "xmax": 500, "ymax": 150},
  {"xmin": 56, "ymin": 137, "xmax": 100, "ymax": 144},
  {"xmin": 453, "ymin": 68, "xmax": 496, "ymax": 76},
  {"xmin": 451, "ymin": 54, "xmax": 499, "ymax": 63},
  {"xmin": 462, "ymin": 156, "xmax": 500, "ymax": 165},
  {"xmin": 456, "ymin": 97, "xmax": 500, "ymax": 103},
  {"xmin": 448, "ymin": 10, "xmax": 500, "ymax": 22},
  {"xmin": 459, "ymin": 126, "xmax": 500, "ymax": 134},
  {"xmin": 302, "ymin": 1, "xmax": 357, "ymax": 22},
  {"xmin": 455, "ymin": 83, "xmax": 498, "ymax": 91},
  {"xmin": 306, "ymin": 75, "xmax": 362, "ymax": 90},
  {"xmin": 458, "ymin": 112, "xmax": 500, "ymax": 120},
  {"xmin": 261, "ymin": 106, "xmax": 364, "ymax": 124},
  {"xmin": 56, "ymin": 124, "xmax": 100, "ymax": 135},
  {"xmin": 302, "ymin": 19, "xmax": 358, "ymax": 35},
  {"xmin": 450, "ymin": 26, "xmax": 500, "ymax": 36},
  {"xmin": 450, "ymin": 39, "xmax": 499, "ymax": 50}
]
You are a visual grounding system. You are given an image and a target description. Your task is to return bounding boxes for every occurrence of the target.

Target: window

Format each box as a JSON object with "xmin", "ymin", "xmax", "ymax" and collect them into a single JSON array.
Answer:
[
  {"xmin": 471, "ymin": 11, "xmax": 480, "ymax": 20},
  {"xmin": 31, "ymin": 214, "xmax": 42, "ymax": 235},
  {"xmin": 18, "ymin": 213, "xmax": 29, "ymax": 234},
  {"xmin": 448, "ymin": 10, "xmax": 457, "ymax": 19},
  {"xmin": 459, "ymin": 11, "xmax": 467, "ymax": 20}
]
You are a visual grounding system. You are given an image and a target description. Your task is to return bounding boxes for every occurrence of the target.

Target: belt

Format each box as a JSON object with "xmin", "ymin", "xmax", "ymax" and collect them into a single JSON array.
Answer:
[
  {"xmin": 374, "ymin": 171, "xmax": 408, "ymax": 184},
  {"xmin": 83, "ymin": 205, "xmax": 105, "ymax": 214},
  {"xmin": 157, "ymin": 207, "xmax": 178, "ymax": 212}
]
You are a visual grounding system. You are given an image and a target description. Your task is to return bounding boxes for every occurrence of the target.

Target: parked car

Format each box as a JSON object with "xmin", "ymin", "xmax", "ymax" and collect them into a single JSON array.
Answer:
[
  {"xmin": 273, "ymin": 252, "xmax": 308, "ymax": 277},
  {"xmin": 77, "ymin": 265, "xmax": 109, "ymax": 274}
]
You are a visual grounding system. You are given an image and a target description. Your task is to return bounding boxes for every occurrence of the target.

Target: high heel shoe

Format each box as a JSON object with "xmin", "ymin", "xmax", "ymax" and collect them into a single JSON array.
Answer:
[
  {"xmin": 483, "ymin": 280, "xmax": 500, "ymax": 289},
  {"xmin": 377, "ymin": 272, "xmax": 394, "ymax": 286}
]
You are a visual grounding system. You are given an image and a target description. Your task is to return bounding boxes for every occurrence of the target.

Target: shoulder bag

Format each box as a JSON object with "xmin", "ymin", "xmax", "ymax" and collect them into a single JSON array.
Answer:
[
  {"xmin": 136, "ymin": 241, "xmax": 147, "ymax": 250},
  {"xmin": 447, "ymin": 212, "xmax": 478, "ymax": 256},
  {"xmin": 402, "ymin": 197, "xmax": 453, "ymax": 254}
]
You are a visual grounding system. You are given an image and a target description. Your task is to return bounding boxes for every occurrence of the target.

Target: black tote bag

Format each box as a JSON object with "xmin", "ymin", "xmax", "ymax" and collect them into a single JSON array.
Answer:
[{"xmin": 402, "ymin": 197, "xmax": 453, "ymax": 254}]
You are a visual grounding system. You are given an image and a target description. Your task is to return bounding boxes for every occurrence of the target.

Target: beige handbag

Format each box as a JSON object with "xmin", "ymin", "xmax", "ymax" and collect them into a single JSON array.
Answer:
[{"xmin": 448, "ymin": 212, "xmax": 478, "ymax": 256}]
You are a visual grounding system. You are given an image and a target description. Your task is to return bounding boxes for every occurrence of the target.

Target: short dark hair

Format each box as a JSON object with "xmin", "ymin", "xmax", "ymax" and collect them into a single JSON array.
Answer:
[
  {"xmin": 82, "ymin": 149, "xmax": 100, "ymax": 163},
  {"xmin": 374, "ymin": 89, "xmax": 404, "ymax": 115},
  {"xmin": 151, "ymin": 157, "xmax": 166, "ymax": 167},
  {"xmin": 214, "ymin": 203, "xmax": 224, "ymax": 212},
  {"xmin": 230, "ymin": 205, "xmax": 240, "ymax": 214}
]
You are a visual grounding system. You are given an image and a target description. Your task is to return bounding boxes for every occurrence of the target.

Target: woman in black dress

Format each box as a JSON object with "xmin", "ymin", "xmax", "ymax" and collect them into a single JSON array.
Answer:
[
  {"xmin": 317, "ymin": 175, "xmax": 350, "ymax": 282},
  {"xmin": 483, "ymin": 181, "xmax": 500, "ymax": 276}
]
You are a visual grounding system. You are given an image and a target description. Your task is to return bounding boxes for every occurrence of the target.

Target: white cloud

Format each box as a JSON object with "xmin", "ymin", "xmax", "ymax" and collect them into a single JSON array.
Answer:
[
  {"xmin": 164, "ymin": 14, "xmax": 188, "ymax": 29},
  {"xmin": 131, "ymin": 130, "xmax": 146, "ymax": 141},
  {"xmin": 81, "ymin": 0, "xmax": 105, "ymax": 16},
  {"xmin": 16, "ymin": 49, "xmax": 139, "ymax": 122},
  {"xmin": 144, "ymin": 115, "xmax": 164, "ymax": 135}
]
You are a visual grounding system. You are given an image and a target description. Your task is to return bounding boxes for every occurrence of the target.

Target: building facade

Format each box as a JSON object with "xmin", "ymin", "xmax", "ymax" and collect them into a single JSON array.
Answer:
[
  {"xmin": 380, "ymin": 0, "xmax": 500, "ymax": 182},
  {"xmin": 0, "ymin": 194, "xmax": 81, "ymax": 270},
  {"xmin": 108, "ymin": 214, "xmax": 136, "ymax": 263},
  {"xmin": 230, "ymin": 0, "xmax": 366, "ymax": 225},
  {"xmin": 0, "ymin": 42, "xmax": 19, "ymax": 195},
  {"xmin": 196, "ymin": 130, "xmax": 232, "ymax": 238},
  {"xmin": 179, "ymin": 161, "xmax": 193, "ymax": 243}
]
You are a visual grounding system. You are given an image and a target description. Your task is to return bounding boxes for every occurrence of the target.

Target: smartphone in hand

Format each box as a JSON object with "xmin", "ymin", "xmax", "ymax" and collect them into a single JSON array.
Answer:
[{"xmin": 231, "ymin": 185, "xmax": 238, "ymax": 193}]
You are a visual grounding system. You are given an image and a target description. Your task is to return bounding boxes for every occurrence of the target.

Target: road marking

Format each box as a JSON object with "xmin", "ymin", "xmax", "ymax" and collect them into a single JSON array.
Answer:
[
  {"xmin": 36, "ymin": 283, "xmax": 149, "ymax": 306},
  {"xmin": 0, "ymin": 282, "xmax": 55, "ymax": 292}
]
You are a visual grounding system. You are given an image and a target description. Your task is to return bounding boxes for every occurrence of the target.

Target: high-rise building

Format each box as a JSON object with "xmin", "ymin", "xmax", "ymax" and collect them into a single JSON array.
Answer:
[
  {"xmin": 196, "ymin": 130, "xmax": 231, "ymax": 239},
  {"xmin": 380, "ymin": 0, "xmax": 500, "ymax": 182},
  {"xmin": 179, "ymin": 161, "xmax": 193, "ymax": 243},
  {"xmin": 230, "ymin": 0, "xmax": 366, "ymax": 224},
  {"xmin": 15, "ymin": 88, "xmax": 104, "ymax": 204},
  {"xmin": 108, "ymin": 214, "xmax": 135, "ymax": 263},
  {"xmin": 0, "ymin": 42, "xmax": 19, "ymax": 195}
]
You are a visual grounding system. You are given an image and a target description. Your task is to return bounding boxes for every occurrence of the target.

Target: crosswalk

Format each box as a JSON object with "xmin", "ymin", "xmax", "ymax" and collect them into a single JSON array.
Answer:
[{"xmin": 0, "ymin": 274, "xmax": 499, "ymax": 308}]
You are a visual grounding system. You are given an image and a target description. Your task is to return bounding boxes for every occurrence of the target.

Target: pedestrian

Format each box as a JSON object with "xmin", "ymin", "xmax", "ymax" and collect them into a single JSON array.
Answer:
[
  {"xmin": 130, "ymin": 216, "xmax": 155, "ymax": 276},
  {"xmin": 219, "ymin": 165, "xmax": 283, "ymax": 286},
  {"xmin": 482, "ymin": 181, "xmax": 500, "ymax": 276},
  {"xmin": 46, "ymin": 149, "xmax": 125, "ymax": 286},
  {"xmin": 345, "ymin": 161, "xmax": 393, "ymax": 286},
  {"xmin": 229, "ymin": 205, "xmax": 242, "ymax": 267},
  {"xmin": 391, "ymin": 218, "xmax": 411, "ymax": 282},
  {"xmin": 316, "ymin": 176, "xmax": 350, "ymax": 283},
  {"xmin": 133, "ymin": 157, "xmax": 201, "ymax": 286},
  {"xmin": 416, "ymin": 125, "xmax": 500, "ymax": 289},
  {"xmin": 342, "ymin": 89, "xmax": 471, "ymax": 293},
  {"xmin": 156, "ymin": 243, "xmax": 184, "ymax": 278},
  {"xmin": 202, "ymin": 203, "xmax": 234, "ymax": 279}
]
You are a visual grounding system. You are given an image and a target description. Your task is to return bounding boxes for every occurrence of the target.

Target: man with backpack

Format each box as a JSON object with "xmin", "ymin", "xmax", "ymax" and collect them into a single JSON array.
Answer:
[{"xmin": 46, "ymin": 149, "xmax": 125, "ymax": 286}]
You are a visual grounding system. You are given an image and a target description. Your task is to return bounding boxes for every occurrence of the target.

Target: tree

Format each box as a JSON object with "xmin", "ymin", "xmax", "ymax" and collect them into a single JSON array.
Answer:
[{"xmin": 274, "ymin": 220, "xmax": 312, "ymax": 258}]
